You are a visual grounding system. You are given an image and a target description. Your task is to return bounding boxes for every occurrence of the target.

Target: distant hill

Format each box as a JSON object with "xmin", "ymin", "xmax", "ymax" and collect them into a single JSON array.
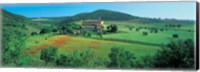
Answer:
[
  {"xmin": 4, "ymin": 8, "xmax": 193, "ymax": 26},
  {"xmin": 60, "ymin": 9, "xmax": 194, "ymax": 25},
  {"xmin": 60, "ymin": 9, "xmax": 141, "ymax": 24},
  {"xmin": 73, "ymin": 9, "xmax": 139, "ymax": 20},
  {"xmin": 31, "ymin": 17, "xmax": 68, "ymax": 25},
  {"xmin": 2, "ymin": 9, "xmax": 32, "ymax": 38},
  {"xmin": 2, "ymin": 9, "xmax": 30, "ymax": 27}
]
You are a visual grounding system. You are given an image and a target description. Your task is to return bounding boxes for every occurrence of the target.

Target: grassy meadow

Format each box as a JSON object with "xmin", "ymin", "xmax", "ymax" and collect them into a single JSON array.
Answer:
[{"xmin": 16, "ymin": 20, "xmax": 194, "ymax": 67}]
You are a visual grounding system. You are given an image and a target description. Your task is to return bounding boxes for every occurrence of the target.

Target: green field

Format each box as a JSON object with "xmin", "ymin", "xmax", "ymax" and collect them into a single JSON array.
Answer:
[
  {"xmin": 22, "ymin": 34, "xmax": 160, "ymax": 66},
  {"xmin": 19, "ymin": 20, "xmax": 195, "ymax": 67},
  {"xmin": 76, "ymin": 21, "xmax": 195, "ymax": 45}
]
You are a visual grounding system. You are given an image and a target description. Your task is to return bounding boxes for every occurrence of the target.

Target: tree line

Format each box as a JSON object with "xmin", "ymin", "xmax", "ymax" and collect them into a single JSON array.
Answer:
[{"xmin": 36, "ymin": 39, "xmax": 194, "ymax": 69}]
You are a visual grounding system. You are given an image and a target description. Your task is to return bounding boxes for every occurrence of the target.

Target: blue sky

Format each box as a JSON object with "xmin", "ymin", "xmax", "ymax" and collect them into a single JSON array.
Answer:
[{"xmin": 0, "ymin": 2, "xmax": 196, "ymax": 20}]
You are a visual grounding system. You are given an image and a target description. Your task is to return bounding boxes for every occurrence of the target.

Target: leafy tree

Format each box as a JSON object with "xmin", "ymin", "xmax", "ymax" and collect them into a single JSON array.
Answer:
[
  {"xmin": 79, "ymin": 49, "xmax": 109, "ymax": 68},
  {"xmin": 128, "ymin": 27, "xmax": 133, "ymax": 31},
  {"xmin": 112, "ymin": 24, "xmax": 118, "ymax": 32},
  {"xmin": 136, "ymin": 28, "xmax": 140, "ymax": 32},
  {"xmin": 108, "ymin": 47, "xmax": 136, "ymax": 68},
  {"xmin": 160, "ymin": 28, "xmax": 164, "ymax": 31},
  {"xmin": 102, "ymin": 30, "xmax": 107, "ymax": 34},
  {"xmin": 188, "ymin": 30, "xmax": 193, "ymax": 32},
  {"xmin": 143, "ymin": 32, "xmax": 148, "ymax": 36},
  {"xmin": 52, "ymin": 28, "xmax": 58, "ymax": 32},
  {"xmin": 134, "ymin": 55, "xmax": 155, "ymax": 68},
  {"xmin": 107, "ymin": 25, "xmax": 112, "ymax": 32},
  {"xmin": 40, "ymin": 28, "xmax": 50, "ymax": 34},
  {"xmin": 31, "ymin": 32, "xmax": 38, "ymax": 36},
  {"xmin": 154, "ymin": 39, "xmax": 194, "ymax": 68},
  {"xmin": 56, "ymin": 54, "xmax": 69, "ymax": 66},
  {"xmin": 144, "ymin": 27, "xmax": 147, "ymax": 29},
  {"xmin": 59, "ymin": 23, "xmax": 81, "ymax": 34},
  {"xmin": 55, "ymin": 49, "xmax": 109, "ymax": 68},
  {"xmin": 154, "ymin": 28, "xmax": 158, "ymax": 33},
  {"xmin": 165, "ymin": 24, "xmax": 168, "ymax": 27},
  {"xmin": 16, "ymin": 55, "xmax": 33, "ymax": 66},
  {"xmin": 177, "ymin": 24, "xmax": 181, "ymax": 28},
  {"xmin": 87, "ymin": 32, "xmax": 92, "ymax": 37},
  {"xmin": 172, "ymin": 34, "xmax": 179, "ymax": 38},
  {"xmin": 150, "ymin": 28, "xmax": 158, "ymax": 33},
  {"xmin": 40, "ymin": 47, "xmax": 58, "ymax": 64},
  {"xmin": 107, "ymin": 24, "xmax": 118, "ymax": 33},
  {"xmin": 66, "ymin": 27, "xmax": 73, "ymax": 34},
  {"xmin": 59, "ymin": 26, "xmax": 67, "ymax": 34}
]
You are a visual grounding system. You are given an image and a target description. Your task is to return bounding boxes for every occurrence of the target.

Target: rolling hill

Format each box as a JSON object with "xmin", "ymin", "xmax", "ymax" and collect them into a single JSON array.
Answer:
[
  {"xmin": 72, "ymin": 9, "xmax": 139, "ymax": 20},
  {"xmin": 58, "ymin": 9, "xmax": 194, "ymax": 25},
  {"xmin": 2, "ymin": 9, "xmax": 31, "ymax": 65},
  {"xmin": 31, "ymin": 17, "xmax": 68, "ymax": 25},
  {"xmin": 2, "ymin": 9, "xmax": 30, "ymax": 27},
  {"xmin": 29, "ymin": 9, "xmax": 194, "ymax": 25},
  {"xmin": 60, "ymin": 9, "xmax": 141, "ymax": 24}
]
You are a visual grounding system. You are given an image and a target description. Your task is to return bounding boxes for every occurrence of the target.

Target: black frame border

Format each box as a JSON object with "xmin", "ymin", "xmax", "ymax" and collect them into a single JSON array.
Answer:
[{"xmin": 196, "ymin": 1, "xmax": 199, "ymax": 70}]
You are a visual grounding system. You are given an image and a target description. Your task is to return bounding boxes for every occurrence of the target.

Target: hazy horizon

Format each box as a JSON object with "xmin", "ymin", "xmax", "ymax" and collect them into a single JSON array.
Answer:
[{"xmin": 0, "ymin": 2, "xmax": 196, "ymax": 20}]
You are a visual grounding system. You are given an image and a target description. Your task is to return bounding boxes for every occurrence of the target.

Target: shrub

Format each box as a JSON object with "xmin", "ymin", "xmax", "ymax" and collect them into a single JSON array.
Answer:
[
  {"xmin": 154, "ymin": 29, "xmax": 158, "ymax": 33},
  {"xmin": 31, "ymin": 32, "xmax": 38, "ymax": 36},
  {"xmin": 87, "ymin": 32, "xmax": 92, "ymax": 37},
  {"xmin": 56, "ymin": 54, "xmax": 68, "ymax": 66},
  {"xmin": 160, "ymin": 28, "xmax": 164, "ymax": 31},
  {"xmin": 107, "ymin": 24, "xmax": 118, "ymax": 33},
  {"xmin": 108, "ymin": 47, "xmax": 136, "ymax": 68},
  {"xmin": 52, "ymin": 28, "xmax": 58, "ymax": 32},
  {"xmin": 188, "ymin": 30, "xmax": 192, "ymax": 32},
  {"xmin": 136, "ymin": 28, "xmax": 140, "ymax": 32},
  {"xmin": 177, "ymin": 25, "xmax": 181, "ymax": 28},
  {"xmin": 143, "ymin": 32, "xmax": 148, "ymax": 36},
  {"xmin": 102, "ymin": 30, "xmax": 107, "ymax": 34},
  {"xmin": 134, "ymin": 55, "xmax": 155, "ymax": 68},
  {"xmin": 128, "ymin": 27, "xmax": 133, "ymax": 31},
  {"xmin": 40, "ymin": 47, "xmax": 58, "ymax": 64},
  {"xmin": 154, "ymin": 39, "xmax": 194, "ymax": 68},
  {"xmin": 165, "ymin": 24, "xmax": 168, "ymax": 27},
  {"xmin": 138, "ymin": 27, "xmax": 142, "ymax": 29},
  {"xmin": 55, "ymin": 49, "xmax": 109, "ymax": 68},
  {"xmin": 133, "ymin": 39, "xmax": 195, "ymax": 68},
  {"xmin": 112, "ymin": 24, "xmax": 118, "ymax": 33},
  {"xmin": 172, "ymin": 34, "xmax": 178, "ymax": 38},
  {"xmin": 65, "ymin": 27, "xmax": 73, "ymax": 34},
  {"xmin": 150, "ymin": 30, "xmax": 153, "ymax": 33},
  {"xmin": 16, "ymin": 55, "xmax": 33, "ymax": 66},
  {"xmin": 150, "ymin": 28, "xmax": 158, "ymax": 33},
  {"xmin": 40, "ymin": 28, "xmax": 49, "ymax": 34}
]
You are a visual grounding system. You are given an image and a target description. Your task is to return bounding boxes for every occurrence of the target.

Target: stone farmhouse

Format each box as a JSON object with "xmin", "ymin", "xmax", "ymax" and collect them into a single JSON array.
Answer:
[{"xmin": 81, "ymin": 20, "xmax": 105, "ymax": 32}]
